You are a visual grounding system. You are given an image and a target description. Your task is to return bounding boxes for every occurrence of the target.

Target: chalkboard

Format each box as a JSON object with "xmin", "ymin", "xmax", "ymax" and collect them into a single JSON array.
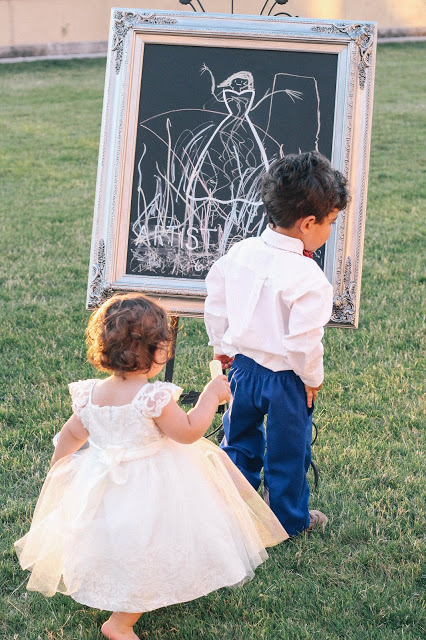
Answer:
[
  {"xmin": 87, "ymin": 10, "xmax": 377, "ymax": 327},
  {"xmin": 126, "ymin": 43, "xmax": 337, "ymax": 278}
]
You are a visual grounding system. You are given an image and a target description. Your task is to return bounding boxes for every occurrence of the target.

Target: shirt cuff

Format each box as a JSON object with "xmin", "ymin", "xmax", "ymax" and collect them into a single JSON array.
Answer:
[{"xmin": 299, "ymin": 366, "xmax": 324, "ymax": 388}]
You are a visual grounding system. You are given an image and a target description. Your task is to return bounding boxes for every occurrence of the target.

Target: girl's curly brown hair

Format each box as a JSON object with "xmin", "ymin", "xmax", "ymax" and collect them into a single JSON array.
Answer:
[{"xmin": 86, "ymin": 293, "xmax": 172, "ymax": 377}]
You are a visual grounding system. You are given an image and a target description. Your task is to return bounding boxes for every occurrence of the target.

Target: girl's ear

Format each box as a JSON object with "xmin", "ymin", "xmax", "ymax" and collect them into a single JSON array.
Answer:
[
  {"xmin": 154, "ymin": 343, "xmax": 169, "ymax": 365},
  {"xmin": 299, "ymin": 215, "xmax": 317, "ymax": 235}
]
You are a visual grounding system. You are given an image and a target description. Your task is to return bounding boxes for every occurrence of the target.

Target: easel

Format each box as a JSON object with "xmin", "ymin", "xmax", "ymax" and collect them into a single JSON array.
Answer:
[
  {"xmin": 164, "ymin": 315, "xmax": 180, "ymax": 384},
  {"xmin": 163, "ymin": 314, "xmax": 206, "ymax": 408}
]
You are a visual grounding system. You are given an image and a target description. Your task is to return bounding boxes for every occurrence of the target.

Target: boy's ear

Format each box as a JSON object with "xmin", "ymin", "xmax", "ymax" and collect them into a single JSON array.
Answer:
[{"xmin": 299, "ymin": 215, "xmax": 317, "ymax": 235}]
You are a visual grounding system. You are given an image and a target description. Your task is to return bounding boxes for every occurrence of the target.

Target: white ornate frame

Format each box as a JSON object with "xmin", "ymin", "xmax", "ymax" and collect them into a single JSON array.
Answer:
[{"xmin": 87, "ymin": 8, "xmax": 377, "ymax": 327}]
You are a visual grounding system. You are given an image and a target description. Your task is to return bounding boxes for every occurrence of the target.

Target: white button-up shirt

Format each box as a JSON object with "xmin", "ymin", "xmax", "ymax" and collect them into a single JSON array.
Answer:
[{"xmin": 204, "ymin": 226, "xmax": 333, "ymax": 388}]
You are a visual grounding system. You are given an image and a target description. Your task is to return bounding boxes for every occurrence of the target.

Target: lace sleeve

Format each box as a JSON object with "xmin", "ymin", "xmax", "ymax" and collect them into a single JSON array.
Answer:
[
  {"xmin": 68, "ymin": 379, "xmax": 96, "ymax": 417},
  {"xmin": 135, "ymin": 381, "xmax": 183, "ymax": 418}
]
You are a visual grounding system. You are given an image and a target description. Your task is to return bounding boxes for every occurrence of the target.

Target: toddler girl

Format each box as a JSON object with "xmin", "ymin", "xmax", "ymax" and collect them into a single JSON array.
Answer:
[{"xmin": 15, "ymin": 293, "xmax": 287, "ymax": 640}]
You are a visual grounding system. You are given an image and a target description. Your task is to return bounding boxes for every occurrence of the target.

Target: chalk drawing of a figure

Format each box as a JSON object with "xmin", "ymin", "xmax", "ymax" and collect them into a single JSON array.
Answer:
[
  {"xmin": 128, "ymin": 63, "xmax": 321, "ymax": 279},
  {"xmin": 183, "ymin": 68, "xmax": 272, "ymax": 251},
  {"xmin": 186, "ymin": 69, "xmax": 269, "ymax": 205}
]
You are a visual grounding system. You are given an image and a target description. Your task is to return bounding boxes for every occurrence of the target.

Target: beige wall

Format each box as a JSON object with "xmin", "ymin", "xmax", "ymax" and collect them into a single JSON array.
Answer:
[{"xmin": 0, "ymin": 0, "xmax": 425, "ymax": 50}]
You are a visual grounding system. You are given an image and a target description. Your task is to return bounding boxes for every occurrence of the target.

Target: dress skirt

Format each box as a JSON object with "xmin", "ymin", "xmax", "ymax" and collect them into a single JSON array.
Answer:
[{"xmin": 15, "ymin": 436, "xmax": 287, "ymax": 613}]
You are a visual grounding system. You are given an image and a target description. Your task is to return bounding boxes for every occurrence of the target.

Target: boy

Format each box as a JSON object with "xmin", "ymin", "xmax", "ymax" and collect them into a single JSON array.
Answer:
[{"xmin": 204, "ymin": 151, "xmax": 349, "ymax": 536}]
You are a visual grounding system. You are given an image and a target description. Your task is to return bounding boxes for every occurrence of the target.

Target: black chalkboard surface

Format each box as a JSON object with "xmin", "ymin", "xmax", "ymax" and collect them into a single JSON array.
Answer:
[{"xmin": 126, "ymin": 43, "xmax": 338, "ymax": 279}]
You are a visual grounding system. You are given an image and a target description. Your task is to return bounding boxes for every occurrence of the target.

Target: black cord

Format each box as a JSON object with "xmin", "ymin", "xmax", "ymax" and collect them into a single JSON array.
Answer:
[
  {"xmin": 310, "ymin": 460, "xmax": 319, "ymax": 488},
  {"xmin": 312, "ymin": 420, "xmax": 318, "ymax": 445},
  {"xmin": 310, "ymin": 420, "xmax": 319, "ymax": 487},
  {"xmin": 205, "ymin": 423, "xmax": 224, "ymax": 439}
]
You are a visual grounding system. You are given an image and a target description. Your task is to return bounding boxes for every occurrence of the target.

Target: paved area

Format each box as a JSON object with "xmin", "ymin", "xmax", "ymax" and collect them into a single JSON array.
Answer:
[
  {"xmin": 0, "ymin": 52, "xmax": 107, "ymax": 64},
  {"xmin": 0, "ymin": 36, "xmax": 425, "ymax": 64},
  {"xmin": 378, "ymin": 36, "xmax": 426, "ymax": 43}
]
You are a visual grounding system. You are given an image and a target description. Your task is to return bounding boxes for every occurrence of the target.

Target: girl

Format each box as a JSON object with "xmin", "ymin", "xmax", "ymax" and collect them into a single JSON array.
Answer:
[{"xmin": 15, "ymin": 293, "xmax": 288, "ymax": 640}]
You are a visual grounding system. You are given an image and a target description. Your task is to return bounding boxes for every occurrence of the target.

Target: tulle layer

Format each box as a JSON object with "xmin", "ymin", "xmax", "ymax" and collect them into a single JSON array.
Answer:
[{"xmin": 15, "ymin": 437, "xmax": 287, "ymax": 612}]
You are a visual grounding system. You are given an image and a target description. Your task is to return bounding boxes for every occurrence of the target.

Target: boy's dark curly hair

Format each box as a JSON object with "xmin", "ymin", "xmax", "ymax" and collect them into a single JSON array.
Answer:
[
  {"xmin": 261, "ymin": 151, "xmax": 350, "ymax": 228},
  {"xmin": 86, "ymin": 293, "xmax": 171, "ymax": 377}
]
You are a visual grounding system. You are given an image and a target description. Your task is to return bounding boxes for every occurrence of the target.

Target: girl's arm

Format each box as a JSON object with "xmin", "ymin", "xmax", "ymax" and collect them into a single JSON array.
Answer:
[
  {"xmin": 51, "ymin": 413, "xmax": 89, "ymax": 467},
  {"xmin": 154, "ymin": 376, "xmax": 231, "ymax": 445}
]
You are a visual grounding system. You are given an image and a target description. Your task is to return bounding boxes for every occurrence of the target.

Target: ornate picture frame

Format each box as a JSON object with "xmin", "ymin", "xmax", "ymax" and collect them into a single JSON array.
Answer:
[{"xmin": 87, "ymin": 8, "xmax": 377, "ymax": 327}]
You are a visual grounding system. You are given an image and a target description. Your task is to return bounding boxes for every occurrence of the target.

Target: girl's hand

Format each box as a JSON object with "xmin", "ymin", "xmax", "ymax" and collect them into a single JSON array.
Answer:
[{"xmin": 203, "ymin": 375, "xmax": 231, "ymax": 406}]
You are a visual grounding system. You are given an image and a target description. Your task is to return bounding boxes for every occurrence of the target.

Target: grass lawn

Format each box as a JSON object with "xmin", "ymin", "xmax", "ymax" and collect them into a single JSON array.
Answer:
[{"xmin": 0, "ymin": 42, "xmax": 425, "ymax": 639}]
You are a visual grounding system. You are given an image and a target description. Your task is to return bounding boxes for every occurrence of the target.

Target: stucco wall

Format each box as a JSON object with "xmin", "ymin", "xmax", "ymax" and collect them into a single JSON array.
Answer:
[{"xmin": 0, "ymin": 0, "xmax": 424, "ymax": 53}]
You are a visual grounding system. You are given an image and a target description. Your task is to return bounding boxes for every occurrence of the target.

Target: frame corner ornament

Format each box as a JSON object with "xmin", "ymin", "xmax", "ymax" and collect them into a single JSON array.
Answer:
[
  {"xmin": 331, "ymin": 256, "xmax": 356, "ymax": 325},
  {"xmin": 312, "ymin": 22, "xmax": 375, "ymax": 89},
  {"xmin": 112, "ymin": 11, "xmax": 178, "ymax": 74},
  {"xmin": 87, "ymin": 239, "xmax": 113, "ymax": 309}
]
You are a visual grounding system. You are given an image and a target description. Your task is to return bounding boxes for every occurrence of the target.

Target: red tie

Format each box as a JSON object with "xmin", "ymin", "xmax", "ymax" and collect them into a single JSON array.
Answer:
[{"xmin": 303, "ymin": 250, "xmax": 314, "ymax": 259}]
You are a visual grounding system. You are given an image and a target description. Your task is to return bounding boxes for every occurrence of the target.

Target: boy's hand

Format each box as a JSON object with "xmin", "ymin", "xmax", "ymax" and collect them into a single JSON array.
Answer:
[
  {"xmin": 304, "ymin": 383, "xmax": 322, "ymax": 409},
  {"xmin": 204, "ymin": 375, "xmax": 231, "ymax": 406},
  {"xmin": 214, "ymin": 353, "xmax": 235, "ymax": 370}
]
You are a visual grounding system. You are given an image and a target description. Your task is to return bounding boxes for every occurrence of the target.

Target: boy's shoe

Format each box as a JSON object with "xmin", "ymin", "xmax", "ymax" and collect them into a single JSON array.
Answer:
[{"xmin": 306, "ymin": 510, "xmax": 328, "ymax": 532}]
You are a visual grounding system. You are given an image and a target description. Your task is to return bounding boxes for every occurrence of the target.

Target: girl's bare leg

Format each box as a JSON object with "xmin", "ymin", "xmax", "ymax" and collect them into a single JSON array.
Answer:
[{"xmin": 101, "ymin": 612, "xmax": 142, "ymax": 640}]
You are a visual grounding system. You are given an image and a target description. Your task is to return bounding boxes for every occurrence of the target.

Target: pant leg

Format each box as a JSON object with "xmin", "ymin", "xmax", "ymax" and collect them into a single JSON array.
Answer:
[
  {"xmin": 263, "ymin": 371, "xmax": 313, "ymax": 536},
  {"xmin": 220, "ymin": 356, "xmax": 266, "ymax": 490}
]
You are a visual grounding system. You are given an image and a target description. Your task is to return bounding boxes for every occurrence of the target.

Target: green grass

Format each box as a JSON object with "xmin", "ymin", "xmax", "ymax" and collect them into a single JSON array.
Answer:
[{"xmin": 0, "ymin": 44, "xmax": 425, "ymax": 639}]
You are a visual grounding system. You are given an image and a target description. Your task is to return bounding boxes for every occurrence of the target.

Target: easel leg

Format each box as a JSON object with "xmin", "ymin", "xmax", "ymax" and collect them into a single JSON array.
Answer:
[{"xmin": 164, "ymin": 315, "xmax": 179, "ymax": 383}]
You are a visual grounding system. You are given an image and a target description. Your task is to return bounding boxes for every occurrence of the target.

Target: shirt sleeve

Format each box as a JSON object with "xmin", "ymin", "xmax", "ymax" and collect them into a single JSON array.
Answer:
[
  {"xmin": 204, "ymin": 256, "xmax": 229, "ymax": 355},
  {"xmin": 282, "ymin": 276, "xmax": 333, "ymax": 388}
]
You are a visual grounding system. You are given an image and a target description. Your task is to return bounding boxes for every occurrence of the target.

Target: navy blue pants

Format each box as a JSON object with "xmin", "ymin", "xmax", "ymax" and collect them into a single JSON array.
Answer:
[{"xmin": 221, "ymin": 354, "xmax": 313, "ymax": 536}]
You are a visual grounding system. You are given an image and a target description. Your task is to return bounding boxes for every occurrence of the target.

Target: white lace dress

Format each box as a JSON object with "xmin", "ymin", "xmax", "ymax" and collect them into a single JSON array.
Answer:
[{"xmin": 15, "ymin": 380, "xmax": 287, "ymax": 613}]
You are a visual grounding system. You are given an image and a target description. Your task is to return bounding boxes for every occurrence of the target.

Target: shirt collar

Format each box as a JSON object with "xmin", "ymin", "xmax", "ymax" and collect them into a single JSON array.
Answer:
[{"xmin": 261, "ymin": 225, "xmax": 304, "ymax": 255}]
